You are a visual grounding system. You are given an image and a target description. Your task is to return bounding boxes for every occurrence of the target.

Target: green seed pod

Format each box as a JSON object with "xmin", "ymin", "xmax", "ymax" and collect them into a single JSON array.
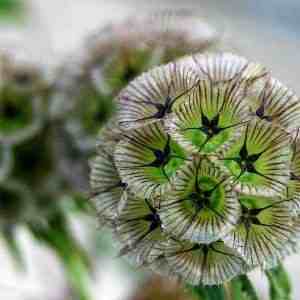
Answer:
[{"xmin": 90, "ymin": 52, "xmax": 300, "ymax": 286}]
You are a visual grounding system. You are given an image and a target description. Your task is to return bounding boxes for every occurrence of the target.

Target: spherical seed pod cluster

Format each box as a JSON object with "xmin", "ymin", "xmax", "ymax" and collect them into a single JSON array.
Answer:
[{"xmin": 90, "ymin": 52, "xmax": 300, "ymax": 286}]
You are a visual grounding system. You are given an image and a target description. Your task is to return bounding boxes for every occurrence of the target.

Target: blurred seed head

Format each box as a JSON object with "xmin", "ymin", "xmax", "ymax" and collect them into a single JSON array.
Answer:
[
  {"xmin": 51, "ymin": 11, "xmax": 219, "ymax": 156},
  {"xmin": 0, "ymin": 49, "xmax": 48, "ymax": 145}
]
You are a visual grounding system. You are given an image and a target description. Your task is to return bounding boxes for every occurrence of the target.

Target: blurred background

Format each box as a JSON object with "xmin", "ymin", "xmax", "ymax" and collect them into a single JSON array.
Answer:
[{"xmin": 0, "ymin": 0, "xmax": 300, "ymax": 300}]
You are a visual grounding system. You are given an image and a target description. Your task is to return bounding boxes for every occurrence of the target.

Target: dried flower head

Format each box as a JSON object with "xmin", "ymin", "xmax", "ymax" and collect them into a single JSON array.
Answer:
[{"xmin": 90, "ymin": 52, "xmax": 300, "ymax": 285}]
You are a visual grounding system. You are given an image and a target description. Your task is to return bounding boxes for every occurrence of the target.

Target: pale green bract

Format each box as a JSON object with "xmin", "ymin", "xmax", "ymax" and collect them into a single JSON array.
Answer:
[{"xmin": 90, "ymin": 52, "xmax": 300, "ymax": 286}]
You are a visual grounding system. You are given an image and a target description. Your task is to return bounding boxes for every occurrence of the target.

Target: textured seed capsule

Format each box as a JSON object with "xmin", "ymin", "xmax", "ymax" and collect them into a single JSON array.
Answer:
[{"xmin": 90, "ymin": 52, "xmax": 300, "ymax": 285}]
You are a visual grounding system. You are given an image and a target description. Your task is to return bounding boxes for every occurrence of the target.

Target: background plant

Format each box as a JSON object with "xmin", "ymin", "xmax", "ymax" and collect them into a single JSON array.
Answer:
[{"xmin": 0, "ymin": 11, "xmax": 220, "ymax": 300}]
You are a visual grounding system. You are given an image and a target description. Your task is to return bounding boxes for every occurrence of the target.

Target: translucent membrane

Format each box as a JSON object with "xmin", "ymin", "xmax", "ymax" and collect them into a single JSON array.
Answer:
[
  {"xmin": 115, "ymin": 192, "xmax": 166, "ymax": 266},
  {"xmin": 220, "ymin": 119, "xmax": 290, "ymax": 196},
  {"xmin": 247, "ymin": 77, "xmax": 300, "ymax": 132},
  {"xmin": 117, "ymin": 59, "xmax": 199, "ymax": 130},
  {"xmin": 114, "ymin": 120, "xmax": 188, "ymax": 200},
  {"xmin": 159, "ymin": 157, "xmax": 240, "ymax": 243},
  {"xmin": 166, "ymin": 79, "xmax": 248, "ymax": 154},
  {"xmin": 89, "ymin": 147, "xmax": 126, "ymax": 225},
  {"xmin": 223, "ymin": 195, "xmax": 294, "ymax": 267},
  {"xmin": 96, "ymin": 118, "xmax": 123, "ymax": 151},
  {"xmin": 289, "ymin": 137, "xmax": 300, "ymax": 212},
  {"xmin": 166, "ymin": 53, "xmax": 269, "ymax": 154},
  {"xmin": 192, "ymin": 53, "xmax": 269, "ymax": 97},
  {"xmin": 275, "ymin": 215, "xmax": 300, "ymax": 262},
  {"xmin": 291, "ymin": 135, "xmax": 300, "ymax": 177},
  {"xmin": 284, "ymin": 180, "xmax": 300, "ymax": 214},
  {"xmin": 164, "ymin": 239, "xmax": 244, "ymax": 285}
]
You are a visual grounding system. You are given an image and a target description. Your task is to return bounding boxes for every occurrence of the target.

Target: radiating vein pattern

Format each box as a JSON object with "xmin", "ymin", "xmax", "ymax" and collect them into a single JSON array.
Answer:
[
  {"xmin": 96, "ymin": 118, "xmax": 123, "ymax": 151},
  {"xmin": 114, "ymin": 120, "xmax": 188, "ymax": 199},
  {"xmin": 89, "ymin": 147, "xmax": 126, "ymax": 225},
  {"xmin": 223, "ymin": 195, "xmax": 294, "ymax": 267},
  {"xmin": 115, "ymin": 192, "xmax": 166, "ymax": 266},
  {"xmin": 248, "ymin": 77, "xmax": 300, "ymax": 132},
  {"xmin": 160, "ymin": 158, "xmax": 240, "ymax": 243},
  {"xmin": 291, "ymin": 134, "xmax": 300, "ymax": 178},
  {"xmin": 221, "ymin": 119, "xmax": 290, "ymax": 196},
  {"xmin": 163, "ymin": 239, "xmax": 244, "ymax": 285},
  {"xmin": 166, "ymin": 77, "xmax": 249, "ymax": 154},
  {"xmin": 117, "ymin": 59, "xmax": 199, "ymax": 130}
]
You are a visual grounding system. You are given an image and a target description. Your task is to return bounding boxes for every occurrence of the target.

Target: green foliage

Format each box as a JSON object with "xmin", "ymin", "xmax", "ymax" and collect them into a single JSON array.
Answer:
[
  {"xmin": 189, "ymin": 284, "xmax": 226, "ymax": 300},
  {"xmin": 230, "ymin": 275, "xmax": 259, "ymax": 300},
  {"xmin": 266, "ymin": 264, "xmax": 292, "ymax": 300},
  {"xmin": 0, "ymin": 0, "xmax": 24, "ymax": 21},
  {"xmin": 28, "ymin": 211, "xmax": 91, "ymax": 300}
]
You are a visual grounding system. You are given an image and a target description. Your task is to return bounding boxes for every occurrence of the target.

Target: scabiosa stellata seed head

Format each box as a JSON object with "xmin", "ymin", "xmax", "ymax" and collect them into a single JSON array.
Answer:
[{"xmin": 90, "ymin": 52, "xmax": 300, "ymax": 286}]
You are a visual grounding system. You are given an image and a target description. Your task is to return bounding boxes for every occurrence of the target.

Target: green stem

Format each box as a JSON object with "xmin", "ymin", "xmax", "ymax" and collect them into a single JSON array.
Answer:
[
  {"xmin": 187, "ymin": 283, "xmax": 226, "ymax": 300},
  {"xmin": 230, "ymin": 275, "xmax": 259, "ymax": 300},
  {"xmin": 187, "ymin": 275, "xmax": 260, "ymax": 300},
  {"xmin": 266, "ymin": 263, "xmax": 292, "ymax": 300}
]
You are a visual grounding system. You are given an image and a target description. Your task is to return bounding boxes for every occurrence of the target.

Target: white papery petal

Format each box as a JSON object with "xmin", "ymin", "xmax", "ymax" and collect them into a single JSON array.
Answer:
[{"xmin": 117, "ymin": 59, "xmax": 199, "ymax": 130}]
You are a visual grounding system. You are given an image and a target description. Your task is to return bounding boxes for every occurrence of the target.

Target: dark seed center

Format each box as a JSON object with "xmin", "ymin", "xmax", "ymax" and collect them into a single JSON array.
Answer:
[
  {"xmin": 240, "ymin": 206, "xmax": 264, "ymax": 226},
  {"xmin": 188, "ymin": 189, "xmax": 212, "ymax": 212},
  {"xmin": 144, "ymin": 211, "xmax": 161, "ymax": 230},
  {"xmin": 1, "ymin": 100, "xmax": 21, "ymax": 119},
  {"xmin": 200, "ymin": 113, "xmax": 222, "ymax": 137}
]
